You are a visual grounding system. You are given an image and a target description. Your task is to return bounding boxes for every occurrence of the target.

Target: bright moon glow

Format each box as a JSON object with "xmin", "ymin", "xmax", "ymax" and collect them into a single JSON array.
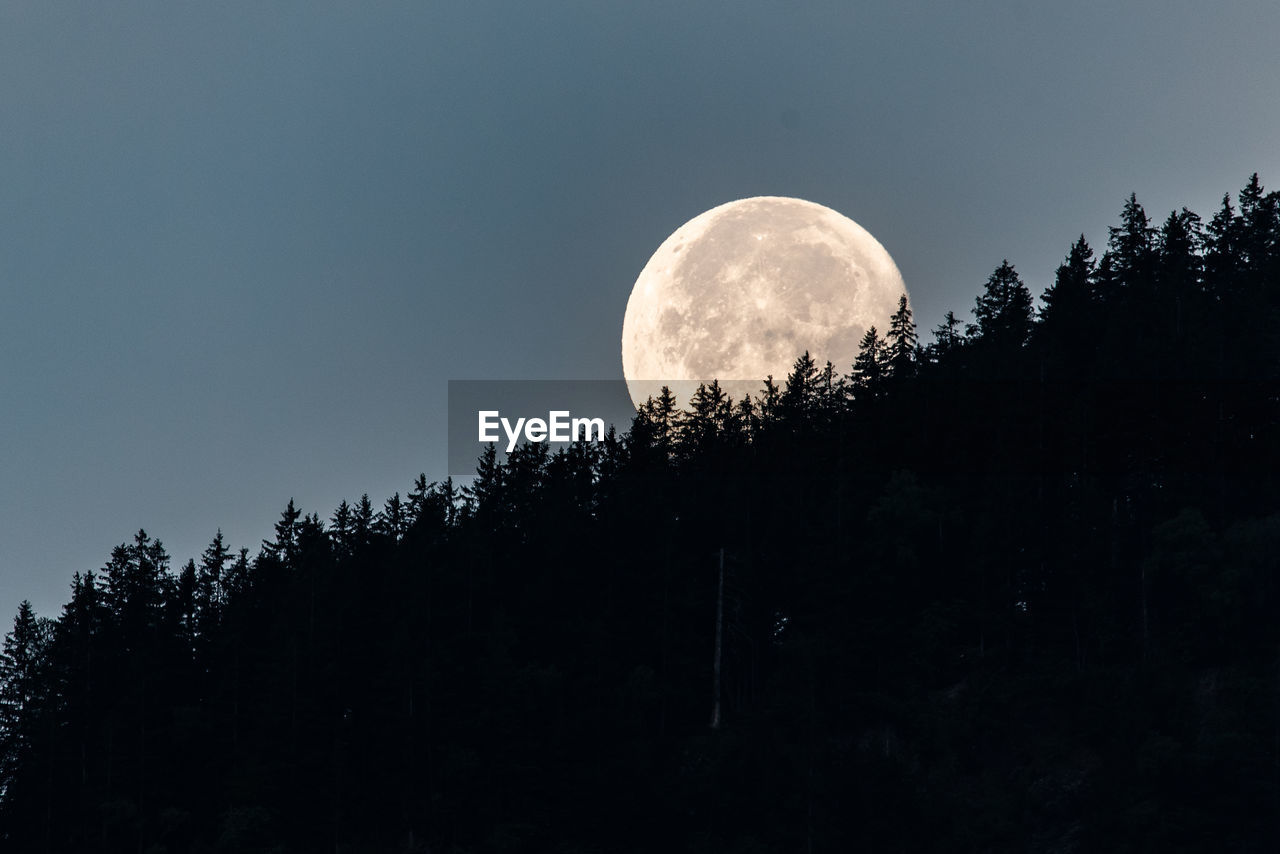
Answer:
[{"xmin": 622, "ymin": 196, "xmax": 908, "ymax": 410}]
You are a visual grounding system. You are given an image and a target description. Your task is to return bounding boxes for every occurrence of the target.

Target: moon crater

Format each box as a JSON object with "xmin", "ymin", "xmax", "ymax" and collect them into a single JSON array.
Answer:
[{"xmin": 622, "ymin": 196, "xmax": 907, "ymax": 409}]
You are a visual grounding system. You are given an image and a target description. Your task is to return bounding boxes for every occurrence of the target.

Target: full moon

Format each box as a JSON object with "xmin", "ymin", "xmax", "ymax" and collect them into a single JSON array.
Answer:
[{"xmin": 621, "ymin": 196, "xmax": 908, "ymax": 410}]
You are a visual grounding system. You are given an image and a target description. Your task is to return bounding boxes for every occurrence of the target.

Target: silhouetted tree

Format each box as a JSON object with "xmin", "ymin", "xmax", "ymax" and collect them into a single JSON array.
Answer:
[
  {"xmin": 780, "ymin": 351, "xmax": 819, "ymax": 418},
  {"xmin": 1040, "ymin": 235, "xmax": 1095, "ymax": 330},
  {"xmin": 1108, "ymin": 192, "xmax": 1156, "ymax": 289},
  {"xmin": 973, "ymin": 260, "xmax": 1034, "ymax": 348},
  {"xmin": 885, "ymin": 294, "xmax": 918, "ymax": 378},
  {"xmin": 849, "ymin": 325, "xmax": 887, "ymax": 396},
  {"xmin": 928, "ymin": 310, "xmax": 965, "ymax": 362},
  {"xmin": 0, "ymin": 602, "xmax": 45, "ymax": 784},
  {"xmin": 3, "ymin": 173, "xmax": 1279, "ymax": 853}
]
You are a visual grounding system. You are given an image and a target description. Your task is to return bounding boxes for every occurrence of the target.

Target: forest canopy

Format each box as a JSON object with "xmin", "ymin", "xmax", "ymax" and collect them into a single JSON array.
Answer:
[{"xmin": 2, "ymin": 175, "xmax": 1279, "ymax": 852}]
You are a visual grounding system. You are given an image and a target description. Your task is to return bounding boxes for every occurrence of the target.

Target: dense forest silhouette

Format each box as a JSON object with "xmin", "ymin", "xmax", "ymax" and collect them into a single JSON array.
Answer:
[{"xmin": 3, "ymin": 176, "xmax": 1280, "ymax": 852}]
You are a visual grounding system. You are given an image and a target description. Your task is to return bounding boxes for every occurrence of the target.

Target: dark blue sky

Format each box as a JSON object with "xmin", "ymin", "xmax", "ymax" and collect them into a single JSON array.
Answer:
[{"xmin": 3, "ymin": 1, "xmax": 1278, "ymax": 617}]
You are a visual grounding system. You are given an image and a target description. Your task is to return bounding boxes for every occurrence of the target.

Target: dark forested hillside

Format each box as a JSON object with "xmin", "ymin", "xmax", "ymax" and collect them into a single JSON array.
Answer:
[{"xmin": 3, "ymin": 176, "xmax": 1280, "ymax": 852}]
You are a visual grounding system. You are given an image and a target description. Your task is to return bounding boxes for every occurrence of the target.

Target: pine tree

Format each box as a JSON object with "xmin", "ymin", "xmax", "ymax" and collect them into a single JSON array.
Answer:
[
  {"xmin": 780, "ymin": 351, "xmax": 819, "ymax": 417},
  {"xmin": 1156, "ymin": 209, "xmax": 1203, "ymax": 341},
  {"xmin": 104, "ymin": 530, "xmax": 173, "ymax": 640},
  {"xmin": 757, "ymin": 376, "xmax": 781, "ymax": 423},
  {"xmin": 175, "ymin": 559, "xmax": 198, "ymax": 654},
  {"xmin": 378, "ymin": 493, "xmax": 408, "ymax": 542},
  {"xmin": 0, "ymin": 601, "xmax": 45, "ymax": 785},
  {"xmin": 196, "ymin": 530, "xmax": 231, "ymax": 640},
  {"xmin": 1108, "ymin": 193, "xmax": 1156, "ymax": 288},
  {"xmin": 407, "ymin": 475, "xmax": 431, "ymax": 526},
  {"xmin": 644, "ymin": 385, "xmax": 681, "ymax": 451},
  {"xmin": 436, "ymin": 477, "xmax": 460, "ymax": 529},
  {"xmin": 886, "ymin": 294, "xmax": 918, "ymax": 378},
  {"xmin": 263, "ymin": 499, "xmax": 303, "ymax": 566},
  {"xmin": 929, "ymin": 311, "xmax": 965, "ymax": 362},
  {"xmin": 1204, "ymin": 193, "xmax": 1242, "ymax": 296},
  {"xmin": 331, "ymin": 499, "xmax": 356, "ymax": 557},
  {"xmin": 1237, "ymin": 174, "xmax": 1273, "ymax": 270},
  {"xmin": 682, "ymin": 380, "xmax": 731, "ymax": 453},
  {"xmin": 735, "ymin": 394, "xmax": 759, "ymax": 443},
  {"xmin": 354, "ymin": 494, "xmax": 375, "ymax": 547},
  {"xmin": 850, "ymin": 326, "xmax": 887, "ymax": 396},
  {"xmin": 973, "ymin": 260, "xmax": 1034, "ymax": 348},
  {"xmin": 466, "ymin": 448, "xmax": 504, "ymax": 526},
  {"xmin": 815, "ymin": 360, "xmax": 845, "ymax": 418},
  {"xmin": 1040, "ymin": 235, "xmax": 1096, "ymax": 331},
  {"xmin": 297, "ymin": 512, "xmax": 328, "ymax": 558},
  {"xmin": 223, "ymin": 547, "xmax": 252, "ymax": 602}
]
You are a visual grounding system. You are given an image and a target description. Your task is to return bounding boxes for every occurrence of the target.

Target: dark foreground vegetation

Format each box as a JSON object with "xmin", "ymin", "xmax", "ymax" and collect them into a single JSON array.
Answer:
[{"xmin": 3, "ymin": 176, "xmax": 1280, "ymax": 852}]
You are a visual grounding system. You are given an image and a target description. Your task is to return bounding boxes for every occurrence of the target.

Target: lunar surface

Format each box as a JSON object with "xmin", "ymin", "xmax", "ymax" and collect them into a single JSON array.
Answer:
[{"xmin": 621, "ymin": 196, "xmax": 908, "ymax": 410}]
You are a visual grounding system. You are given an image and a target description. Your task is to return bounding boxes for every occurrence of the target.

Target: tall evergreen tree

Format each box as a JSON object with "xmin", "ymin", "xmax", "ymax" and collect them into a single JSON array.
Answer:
[
  {"xmin": 104, "ymin": 530, "xmax": 173, "ymax": 641},
  {"xmin": 929, "ymin": 310, "xmax": 965, "ymax": 362},
  {"xmin": 0, "ymin": 602, "xmax": 45, "ymax": 784},
  {"xmin": 780, "ymin": 351, "xmax": 819, "ymax": 417},
  {"xmin": 885, "ymin": 294, "xmax": 918, "ymax": 378},
  {"xmin": 850, "ymin": 325, "xmax": 887, "ymax": 396},
  {"xmin": 1040, "ymin": 235, "xmax": 1096, "ymax": 329},
  {"xmin": 1204, "ymin": 193, "xmax": 1242, "ymax": 297},
  {"xmin": 757, "ymin": 376, "xmax": 781, "ymax": 423},
  {"xmin": 378, "ymin": 493, "xmax": 408, "ymax": 542},
  {"xmin": 174, "ymin": 559, "xmax": 198, "ymax": 654},
  {"xmin": 263, "ymin": 499, "xmax": 303, "ymax": 566},
  {"xmin": 354, "ymin": 494, "xmax": 375, "ymax": 547},
  {"xmin": 644, "ymin": 385, "xmax": 682, "ymax": 452},
  {"xmin": 1107, "ymin": 192, "xmax": 1156, "ymax": 289},
  {"xmin": 196, "ymin": 530, "xmax": 231, "ymax": 640},
  {"xmin": 972, "ymin": 260, "xmax": 1034, "ymax": 348},
  {"xmin": 1237, "ymin": 173, "xmax": 1276, "ymax": 273},
  {"xmin": 1156, "ymin": 208, "xmax": 1203, "ymax": 341},
  {"xmin": 681, "ymin": 380, "xmax": 732, "ymax": 453}
]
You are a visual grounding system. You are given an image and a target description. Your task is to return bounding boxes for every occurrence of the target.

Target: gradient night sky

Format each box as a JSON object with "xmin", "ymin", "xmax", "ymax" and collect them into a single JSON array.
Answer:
[{"xmin": 3, "ymin": 1, "xmax": 1278, "ymax": 617}]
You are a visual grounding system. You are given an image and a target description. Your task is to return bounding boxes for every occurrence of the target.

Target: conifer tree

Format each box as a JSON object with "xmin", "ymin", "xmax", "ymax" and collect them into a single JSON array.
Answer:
[
  {"xmin": 682, "ymin": 380, "xmax": 731, "ymax": 453},
  {"xmin": 644, "ymin": 385, "xmax": 681, "ymax": 451},
  {"xmin": 407, "ymin": 475, "xmax": 431, "ymax": 526},
  {"xmin": 104, "ymin": 530, "xmax": 173, "ymax": 640},
  {"xmin": 466, "ymin": 447, "xmax": 504, "ymax": 522},
  {"xmin": 757, "ymin": 376, "xmax": 781, "ymax": 423},
  {"xmin": 0, "ymin": 601, "xmax": 44, "ymax": 784},
  {"xmin": 973, "ymin": 260, "xmax": 1034, "ymax": 348},
  {"xmin": 815, "ymin": 360, "xmax": 844, "ymax": 418},
  {"xmin": 1156, "ymin": 209, "xmax": 1203, "ymax": 340},
  {"xmin": 850, "ymin": 326, "xmax": 887, "ymax": 396},
  {"xmin": 196, "ymin": 530, "xmax": 231, "ymax": 639},
  {"xmin": 1237, "ymin": 173, "xmax": 1274, "ymax": 271},
  {"xmin": 885, "ymin": 294, "xmax": 918, "ymax": 378},
  {"xmin": 781, "ymin": 351, "xmax": 819, "ymax": 417},
  {"xmin": 331, "ymin": 499, "xmax": 356, "ymax": 557},
  {"xmin": 436, "ymin": 477, "xmax": 460, "ymax": 529},
  {"xmin": 735, "ymin": 394, "xmax": 759, "ymax": 443},
  {"xmin": 1040, "ymin": 235, "xmax": 1096, "ymax": 332},
  {"xmin": 378, "ymin": 493, "xmax": 408, "ymax": 542},
  {"xmin": 1205, "ymin": 193, "xmax": 1242, "ymax": 295},
  {"xmin": 354, "ymin": 494, "xmax": 375, "ymax": 546},
  {"xmin": 929, "ymin": 310, "xmax": 965, "ymax": 362},
  {"xmin": 263, "ymin": 499, "xmax": 303, "ymax": 566},
  {"xmin": 175, "ymin": 558, "xmax": 198, "ymax": 654},
  {"xmin": 1108, "ymin": 193, "xmax": 1156, "ymax": 288},
  {"xmin": 223, "ymin": 547, "xmax": 252, "ymax": 601}
]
